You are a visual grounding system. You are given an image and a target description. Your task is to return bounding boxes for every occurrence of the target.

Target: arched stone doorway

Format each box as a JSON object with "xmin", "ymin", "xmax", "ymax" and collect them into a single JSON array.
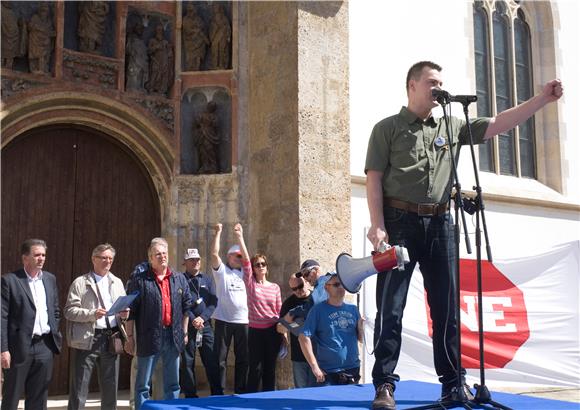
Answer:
[{"xmin": 1, "ymin": 125, "xmax": 161, "ymax": 395}]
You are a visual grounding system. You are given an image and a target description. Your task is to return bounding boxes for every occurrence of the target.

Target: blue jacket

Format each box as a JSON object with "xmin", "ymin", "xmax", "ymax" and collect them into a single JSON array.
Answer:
[
  {"xmin": 127, "ymin": 262, "xmax": 192, "ymax": 356},
  {"xmin": 183, "ymin": 271, "xmax": 217, "ymax": 324}
]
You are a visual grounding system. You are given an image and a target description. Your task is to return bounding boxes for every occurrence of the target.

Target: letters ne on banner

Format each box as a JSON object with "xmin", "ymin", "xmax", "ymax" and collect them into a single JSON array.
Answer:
[{"xmin": 360, "ymin": 241, "xmax": 580, "ymax": 388}]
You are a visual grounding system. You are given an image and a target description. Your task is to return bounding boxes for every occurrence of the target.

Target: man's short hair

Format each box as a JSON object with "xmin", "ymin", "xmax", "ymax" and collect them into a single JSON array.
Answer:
[
  {"xmin": 148, "ymin": 237, "xmax": 168, "ymax": 256},
  {"xmin": 405, "ymin": 61, "xmax": 442, "ymax": 92},
  {"xmin": 91, "ymin": 243, "xmax": 116, "ymax": 258},
  {"xmin": 21, "ymin": 239, "xmax": 47, "ymax": 255}
]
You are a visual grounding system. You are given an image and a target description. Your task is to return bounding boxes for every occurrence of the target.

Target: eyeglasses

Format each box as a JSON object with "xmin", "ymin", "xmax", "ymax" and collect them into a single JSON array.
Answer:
[
  {"xmin": 326, "ymin": 282, "xmax": 343, "ymax": 288},
  {"xmin": 301, "ymin": 267, "xmax": 317, "ymax": 278},
  {"xmin": 253, "ymin": 262, "xmax": 267, "ymax": 268},
  {"xmin": 230, "ymin": 254, "xmax": 243, "ymax": 259},
  {"xmin": 291, "ymin": 283, "xmax": 304, "ymax": 292}
]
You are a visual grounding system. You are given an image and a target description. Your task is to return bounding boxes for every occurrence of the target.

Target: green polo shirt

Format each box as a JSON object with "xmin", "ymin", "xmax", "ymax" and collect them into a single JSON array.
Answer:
[{"xmin": 365, "ymin": 106, "xmax": 490, "ymax": 204}]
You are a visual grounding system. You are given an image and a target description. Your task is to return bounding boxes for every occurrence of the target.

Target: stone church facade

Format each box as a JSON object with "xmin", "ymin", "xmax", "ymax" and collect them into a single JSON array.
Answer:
[{"xmin": 1, "ymin": 1, "xmax": 350, "ymax": 394}]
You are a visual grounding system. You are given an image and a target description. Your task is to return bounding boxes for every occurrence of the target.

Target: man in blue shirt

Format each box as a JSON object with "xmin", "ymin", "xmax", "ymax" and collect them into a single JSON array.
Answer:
[
  {"xmin": 180, "ymin": 248, "xmax": 222, "ymax": 397},
  {"xmin": 299, "ymin": 273, "xmax": 363, "ymax": 386}
]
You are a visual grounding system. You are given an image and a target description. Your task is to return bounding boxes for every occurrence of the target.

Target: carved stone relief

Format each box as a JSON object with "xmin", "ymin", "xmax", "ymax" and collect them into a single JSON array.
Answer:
[
  {"xmin": 181, "ymin": 1, "xmax": 232, "ymax": 72},
  {"xmin": 64, "ymin": 1, "xmax": 116, "ymax": 58},
  {"xmin": 209, "ymin": 3, "xmax": 231, "ymax": 70},
  {"xmin": 63, "ymin": 51, "xmax": 119, "ymax": 88},
  {"xmin": 78, "ymin": 1, "xmax": 109, "ymax": 54},
  {"xmin": 132, "ymin": 96, "xmax": 175, "ymax": 131},
  {"xmin": 181, "ymin": 87, "xmax": 232, "ymax": 175},
  {"xmin": 182, "ymin": 3, "xmax": 208, "ymax": 71},
  {"xmin": 0, "ymin": 2, "xmax": 55, "ymax": 75},
  {"xmin": 125, "ymin": 10, "xmax": 174, "ymax": 97},
  {"xmin": 147, "ymin": 24, "xmax": 174, "ymax": 95},
  {"xmin": 1, "ymin": 77, "xmax": 47, "ymax": 98}
]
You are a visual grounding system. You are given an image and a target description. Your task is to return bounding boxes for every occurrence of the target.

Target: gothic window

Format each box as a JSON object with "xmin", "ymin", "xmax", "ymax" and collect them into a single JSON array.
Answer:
[{"xmin": 473, "ymin": 0, "xmax": 536, "ymax": 178}]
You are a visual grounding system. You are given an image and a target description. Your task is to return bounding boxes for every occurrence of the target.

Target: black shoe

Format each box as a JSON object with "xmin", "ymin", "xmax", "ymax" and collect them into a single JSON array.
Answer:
[
  {"xmin": 371, "ymin": 383, "xmax": 396, "ymax": 410},
  {"xmin": 440, "ymin": 383, "xmax": 474, "ymax": 402}
]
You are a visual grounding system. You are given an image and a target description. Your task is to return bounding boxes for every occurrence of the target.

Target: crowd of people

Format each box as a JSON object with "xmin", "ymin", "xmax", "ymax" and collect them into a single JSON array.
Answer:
[{"xmin": 1, "ymin": 226, "xmax": 362, "ymax": 410}]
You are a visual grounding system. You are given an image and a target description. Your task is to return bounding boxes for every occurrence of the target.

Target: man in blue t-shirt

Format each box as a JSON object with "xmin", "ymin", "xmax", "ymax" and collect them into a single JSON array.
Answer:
[{"xmin": 299, "ymin": 273, "xmax": 363, "ymax": 386}]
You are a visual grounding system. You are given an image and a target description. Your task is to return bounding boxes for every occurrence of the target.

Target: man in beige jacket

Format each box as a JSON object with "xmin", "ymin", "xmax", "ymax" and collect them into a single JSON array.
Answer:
[{"xmin": 64, "ymin": 243, "xmax": 128, "ymax": 410}]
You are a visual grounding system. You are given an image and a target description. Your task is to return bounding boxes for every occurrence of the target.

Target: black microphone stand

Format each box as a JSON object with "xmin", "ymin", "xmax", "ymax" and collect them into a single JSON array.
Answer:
[
  {"xmin": 408, "ymin": 96, "xmax": 473, "ymax": 410},
  {"xmin": 459, "ymin": 101, "xmax": 511, "ymax": 410}
]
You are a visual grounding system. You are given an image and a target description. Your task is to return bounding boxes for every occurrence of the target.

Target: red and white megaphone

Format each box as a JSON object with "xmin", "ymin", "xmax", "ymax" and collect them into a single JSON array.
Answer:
[{"xmin": 336, "ymin": 243, "xmax": 410, "ymax": 293}]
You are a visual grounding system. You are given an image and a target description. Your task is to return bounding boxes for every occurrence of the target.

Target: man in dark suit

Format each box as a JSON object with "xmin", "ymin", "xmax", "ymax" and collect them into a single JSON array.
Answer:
[{"xmin": 1, "ymin": 238, "xmax": 62, "ymax": 410}]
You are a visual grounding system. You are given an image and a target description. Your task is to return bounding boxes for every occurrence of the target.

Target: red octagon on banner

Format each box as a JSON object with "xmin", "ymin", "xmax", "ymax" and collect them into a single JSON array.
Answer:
[{"xmin": 426, "ymin": 259, "xmax": 530, "ymax": 369}]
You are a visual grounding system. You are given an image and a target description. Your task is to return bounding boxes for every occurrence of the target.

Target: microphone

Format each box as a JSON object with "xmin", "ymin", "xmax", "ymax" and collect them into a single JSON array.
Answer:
[{"xmin": 432, "ymin": 89, "xmax": 477, "ymax": 104}]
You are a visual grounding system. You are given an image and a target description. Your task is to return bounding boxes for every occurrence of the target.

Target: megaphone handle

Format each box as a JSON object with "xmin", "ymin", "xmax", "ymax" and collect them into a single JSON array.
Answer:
[{"xmin": 378, "ymin": 240, "xmax": 390, "ymax": 253}]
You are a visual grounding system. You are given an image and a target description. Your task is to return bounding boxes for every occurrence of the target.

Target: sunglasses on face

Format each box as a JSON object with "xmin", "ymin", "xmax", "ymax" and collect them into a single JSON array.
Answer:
[
  {"xmin": 291, "ymin": 283, "xmax": 304, "ymax": 292},
  {"xmin": 301, "ymin": 267, "xmax": 316, "ymax": 278},
  {"xmin": 230, "ymin": 254, "xmax": 242, "ymax": 259},
  {"xmin": 254, "ymin": 262, "xmax": 267, "ymax": 268}
]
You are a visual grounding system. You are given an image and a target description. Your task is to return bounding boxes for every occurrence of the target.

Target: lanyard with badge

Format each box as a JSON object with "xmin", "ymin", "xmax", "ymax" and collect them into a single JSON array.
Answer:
[{"xmin": 190, "ymin": 275, "xmax": 203, "ymax": 306}]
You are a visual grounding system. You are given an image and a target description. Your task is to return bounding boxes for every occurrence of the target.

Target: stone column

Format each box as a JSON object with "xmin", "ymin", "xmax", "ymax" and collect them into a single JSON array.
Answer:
[{"xmin": 243, "ymin": 1, "xmax": 350, "ymax": 390}]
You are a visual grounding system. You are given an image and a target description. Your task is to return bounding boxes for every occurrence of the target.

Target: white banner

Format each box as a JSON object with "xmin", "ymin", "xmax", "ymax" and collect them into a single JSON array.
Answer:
[{"xmin": 360, "ymin": 241, "xmax": 580, "ymax": 388}]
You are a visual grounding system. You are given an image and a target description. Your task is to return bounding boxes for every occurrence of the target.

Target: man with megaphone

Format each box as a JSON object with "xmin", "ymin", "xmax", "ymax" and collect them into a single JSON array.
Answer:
[{"xmin": 364, "ymin": 61, "xmax": 563, "ymax": 410}]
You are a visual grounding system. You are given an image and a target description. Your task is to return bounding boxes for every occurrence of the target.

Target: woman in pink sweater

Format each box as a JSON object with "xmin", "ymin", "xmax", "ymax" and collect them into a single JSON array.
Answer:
[{"xmin": 244, "ymin": 253, "xmax": 282, "ymax": 392}]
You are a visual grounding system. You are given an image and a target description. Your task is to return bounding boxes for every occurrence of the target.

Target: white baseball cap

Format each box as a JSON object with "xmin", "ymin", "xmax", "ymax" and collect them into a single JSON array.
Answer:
[
  {"xmin": 183, "ymin": 248, "xmax": 201, "ymax": 260},
  {"xmin": 227, "ymin": 244, "xmax": 241, "ymax": 255}
]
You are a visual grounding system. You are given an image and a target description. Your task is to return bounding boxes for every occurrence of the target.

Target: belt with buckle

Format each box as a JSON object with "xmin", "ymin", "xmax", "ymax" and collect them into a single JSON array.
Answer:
[
  {"xmin": 32, "ymin": 333, "xmax": 47, "ymax": 343},
  {"xmin": 384, "ymin": 197, "xmax": 448, "ymax": 216}
]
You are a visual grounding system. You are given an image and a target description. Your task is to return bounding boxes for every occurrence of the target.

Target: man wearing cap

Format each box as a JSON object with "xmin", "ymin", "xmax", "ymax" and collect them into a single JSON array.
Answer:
[
  {"xmin": 284, "ymin": 259, "xmax": 331, "ymax": 322},
  {"xmin": 180, "ymin": 248, "xmax": 222, "ymax": 397},
  {"xmin": 210, "ymin": 223, "xmax": 250, "ymax": 394},
  {"xmin": 277, "ymin": 274, "xmax": 316, "ymax": 388}
]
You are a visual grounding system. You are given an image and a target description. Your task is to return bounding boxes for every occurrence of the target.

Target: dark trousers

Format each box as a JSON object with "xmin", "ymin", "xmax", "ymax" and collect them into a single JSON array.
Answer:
[
  {"xmin": 1, "ymin": 335, "xmax": 54, "ymax": 410},
  {"xmin": 214, "ymin": 319, "xmax": 248, "ymax": 394},
  {"xmin": 68, "ymin": 332, "xmax": 119, "ymax": 410},
  {"xmin": 372, "ymin": 206, "xmax": 465, "ymax": 391},
  {"xmin": 246, "ymin": 325, "xmax": 281, "ymax": 392},
  {"xmin": 318, "ymin": 367, "xmax": 361, "ymax": 387},
  {"xmin": 180, "ymin": 322, "xmax": 223, "ymax": 397}
]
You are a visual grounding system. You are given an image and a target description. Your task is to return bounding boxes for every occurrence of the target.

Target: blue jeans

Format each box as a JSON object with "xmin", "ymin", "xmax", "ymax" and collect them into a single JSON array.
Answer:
[
  {"xmin": 292, "ymin": 360, "xmax": 316, "ymax": 388},
  {"xmin": 372, "ymin": 206, "xmax": 465, "ymax": 391},
  {"xmin": 134, "ymin": 328, "xmax": 180, "ymax": 409}
]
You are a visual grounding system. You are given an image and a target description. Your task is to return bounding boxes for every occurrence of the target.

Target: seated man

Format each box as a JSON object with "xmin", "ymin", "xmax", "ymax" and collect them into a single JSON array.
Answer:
[{"xmin": 298, "ymin": 273, "xmax": 363, "ymax": 386}]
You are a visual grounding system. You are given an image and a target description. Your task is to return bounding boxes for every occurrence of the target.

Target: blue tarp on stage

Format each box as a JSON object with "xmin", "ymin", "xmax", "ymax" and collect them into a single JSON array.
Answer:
[{"xmin": 141, "ymin": 381, "xmax": 578, "ymax": 409}]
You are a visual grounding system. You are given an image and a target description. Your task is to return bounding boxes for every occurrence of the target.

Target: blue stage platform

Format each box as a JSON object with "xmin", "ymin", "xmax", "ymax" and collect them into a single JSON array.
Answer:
[{"xmin": 141, "ymin": 380, "xmax": 578, "ymax": 409}]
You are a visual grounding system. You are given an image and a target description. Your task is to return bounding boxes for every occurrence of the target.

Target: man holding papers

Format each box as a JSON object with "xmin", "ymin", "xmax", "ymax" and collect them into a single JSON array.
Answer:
[{"xmin": 64, "ymin": 243, "xmax": 129, "ymax": 410}]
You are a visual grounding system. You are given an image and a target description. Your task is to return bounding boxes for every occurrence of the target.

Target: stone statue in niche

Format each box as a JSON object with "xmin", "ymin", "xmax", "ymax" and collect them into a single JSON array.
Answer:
[
  {"xmin": 182, "ymin": 3, "xmax": 208, "ymax": 71},
  {"xmin": 193, "ymin": 101, "xmax": 220, "ymax": 174},
  {"xmin": 28, "ymin": 3, "xmax": 55, "ymax": 74},
  {"xmin": 209, "ymin": 4, "xmax": 231, "ymax": 70},
  {"xmin": 146, "ymin": 24, "xmax": 174, "ymax": 95},
  {"xmin": 1, "ymin": 2, "xmax": 22, "ymax": 69},
  {"xmin": 126, "ymin": 21, "xmax": 148, "ymax": 91},
  {"xmin": 78, "ymin": 1, "xmax": 109, "ymax": 54}
]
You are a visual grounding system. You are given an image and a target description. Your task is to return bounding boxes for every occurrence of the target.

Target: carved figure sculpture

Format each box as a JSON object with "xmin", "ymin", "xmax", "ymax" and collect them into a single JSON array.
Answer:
[
  {"xmin": 1, "ymin": 2, "xmax": 21, "ymax": 69},
  {"xmin": 182, "ymin": 3, "xmax": 209, "ymax": 71},
  {"xmin": 125, "ymin": 21, "xmax": 148, "ymax": 91},
  {"xmin": 194, "ymin": 101, "xmax": 220, "ymax": 174},
  {"xmin": 209, "ymin": 4, "xmax": 231, "ymax": 70},
  {"xmin": 28, "ymin": 3, "xmax": 55, "ymax": 74},
  {"xmin": 146, "ymin": 24, "xmax": 174, "ymax": 95},
  {"xmin": 78, "ymin": 1, "xmax": 109, "ymax": 54}
]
